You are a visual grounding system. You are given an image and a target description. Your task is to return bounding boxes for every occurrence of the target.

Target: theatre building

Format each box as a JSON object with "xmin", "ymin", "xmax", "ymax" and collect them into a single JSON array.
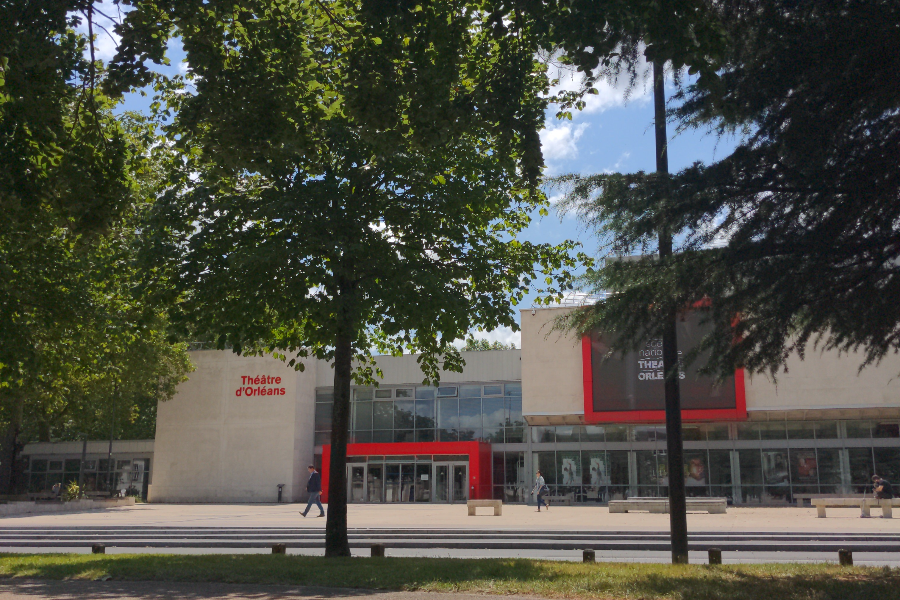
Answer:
[{"xmin": 19, "ymin": 306, "xmax": 900, "ymax": 505}]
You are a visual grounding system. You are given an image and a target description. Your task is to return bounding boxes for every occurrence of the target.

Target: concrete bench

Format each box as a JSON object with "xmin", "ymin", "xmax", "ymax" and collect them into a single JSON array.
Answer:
[
  {"xmin": 811, "ymin": 497, "xmax": 899, "ymax": 518},
  {"xmin": 467, "ymin": 499, "xmax": 502, "ymax": 516},
  {"xmin": 609, "ymin": 497, "xmax": 727, "ymax": 514},
  {"xmin": 794, "ymin": 493, "xmax": 865, "ymax": 507}
]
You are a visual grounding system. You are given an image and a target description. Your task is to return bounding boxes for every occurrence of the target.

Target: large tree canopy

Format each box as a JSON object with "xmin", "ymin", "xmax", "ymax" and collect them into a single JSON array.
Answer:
[
  {"xmin": 554, "ymin": 0, "xmax": 900, "ymax": 379},
  {"xmin": 0, "ymin": 2, "xmax": 193, "ymax": 493},
  {"xmin": 112, "ymin": 0, "xmax": 581, "ymax": 555}
]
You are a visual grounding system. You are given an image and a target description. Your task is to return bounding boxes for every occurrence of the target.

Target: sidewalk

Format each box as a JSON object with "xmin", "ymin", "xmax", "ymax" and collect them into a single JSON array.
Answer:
[
  {"xmin": 0, "ymin": 503, "xmax": 894, "ymax": 533},
  {"xmin": 0, "ymin": 579, "xmax": 527, "ymax": 600}
]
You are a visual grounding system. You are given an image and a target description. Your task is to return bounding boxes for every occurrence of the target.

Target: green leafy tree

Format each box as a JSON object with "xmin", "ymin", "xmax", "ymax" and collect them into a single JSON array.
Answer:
[
  {"xmin": 462, "ymin": 338, "xmax": 517, "ymax": 351},
  {"xmin": 511, "ymin": 0, "xmax": 726, "ymax": 564},
  {"xmin": 554, "ymin": 0, "xmax": 900, "ymax": 380},
  {"xmin": 0, "ymin": 1, "xmax": 139, "ymax": 492},
  {"xmin": 111, "ymin": 0, "xmax": 580, "ymax": 556}
]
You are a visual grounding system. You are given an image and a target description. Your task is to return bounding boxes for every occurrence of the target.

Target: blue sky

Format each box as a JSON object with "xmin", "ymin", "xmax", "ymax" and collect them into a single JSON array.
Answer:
[{"xmin": 87, "ymin": 6, "xmax": 739, "ymax": 349}]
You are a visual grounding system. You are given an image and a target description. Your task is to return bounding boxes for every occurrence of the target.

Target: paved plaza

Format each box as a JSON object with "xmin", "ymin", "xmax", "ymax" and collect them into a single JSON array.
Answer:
[{"xmin": 0, "ymin": 502, "xmax": 896, "ymax": 533}]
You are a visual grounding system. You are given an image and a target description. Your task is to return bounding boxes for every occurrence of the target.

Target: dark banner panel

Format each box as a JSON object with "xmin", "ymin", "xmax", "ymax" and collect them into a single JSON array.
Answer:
[{"xmin": 590, "ymin": 312, "xmax": 736, "ymax": 413}]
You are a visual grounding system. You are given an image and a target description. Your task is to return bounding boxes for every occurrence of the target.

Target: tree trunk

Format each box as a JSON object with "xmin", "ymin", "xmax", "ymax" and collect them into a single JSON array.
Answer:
[
  {"xmin": 0, "ymin": 391, "xmax": 25, "ymax": 495},
  {"xmin": 653, "ymin": 57, "xmax": 689, "ymax": 565},
  {"xmin": 325, "ymin": 291, "xmax": 353, "ymax": 557}
]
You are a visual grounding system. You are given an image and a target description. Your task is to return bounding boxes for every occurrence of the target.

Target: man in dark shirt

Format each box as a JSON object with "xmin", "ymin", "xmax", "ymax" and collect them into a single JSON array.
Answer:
[
  {"xmin": 873, "ymin": 475, "xmax": 894, "ymax": 500},
  {"xmin": 301, "ymin": 465, "xmax": 325, "ymax": 517}
]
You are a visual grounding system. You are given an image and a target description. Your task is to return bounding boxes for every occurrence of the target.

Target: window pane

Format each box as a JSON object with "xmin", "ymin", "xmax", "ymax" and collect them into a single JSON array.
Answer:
[
  {"xmin": 316, "ymin": 390, "xmax": 334, "ymax": 402},
  {"xmin": 415, "ymin": 387, "xmax": 436, "ymax": 399},
  {"xmin": 761, "ymin": 450, "xmax": 791, "ymax": 501},
  {"xmin": 505, "ymin": 383, "xmax": 522, "ymax": 396},
  {"xmin": 684, "ymin": 451, "xmax": 708, "ymax": 488},
  {"xmin": 608, "ymin": 451, "xmax": 630, "ymax": 486},
  {"xmin": 64, "ymin": 459, "xmax": 81, "ymax": 473},
  {"xmin": 817, "ymin": 448, "xmax": 842, "ymax": 485},
  {"xmin": 458, "ymin": 398, "xmax": 482, "ymax": 433},
  {"xmin": 353, "ymin": 402, "xmax": 372, "ymax": 432},
  {"xmin": 395, "ymin": 388, "xmax": 413, "ymax": 398},
  {"xmin": 459, "ymin": 429, "xmax": 480, "ymax": 441},
  {"xmin": 482, "ymin": 397, "xmax": 505, "ymax": 429},
  {"xmin": 758, "ymin": 423, "xmax": 786, "ymax": 440},
  {"xmin": 531, "ymin": 427, "xmax": 554, "ymax": 443},
  {"xmin": 482, "ymin": 426, "xmax": 503, "ymax": 443},
  {"xmin": 682, "ymin": 426, "xmax": 703, "ymax": 442},
  {"xmin": 708, "ymin": 450, "xmax": 732, "ymax": 486},
  {"xmin": 848, "ymin": 448, "xmax": 873, "ymax": 486},
  {"xmin": 438, "ymin": 428, "xmax": 458, "ymax": 442},
  {"xmin": 636, "ymin": 451, "xmax": 659, "ymax": 487},
  {"xmin": 493, "ymin": 452, "xmax": 505, "ymax": 485},
  {"xmin": 315, "ymin": 402, "xmax": 333, "ymax": 431},
  {"xmin": 633, "ymin": 426, "xmax": 657, "ymax": 442},
  {"xmin": 373, "ymin": 401, "xmax": 393, "ymax": 430},
  {"xmin": 49, "ymin": 461, "xmax": 63, "ymax": 471},
  {"xmin": 558, "ymin": 452, "xmax": 580, "ymax": 487},
  {"xmin": 354, "ymin": 388, "xmax": 374, "ymax": 401},
  {"xmin": 437, "ymin": 386, "xmax": 458, "ymax": 397},
  {"xmin": 414, "ymin": 399, "xmax": 435, "ymax": 430},
  {"xmin": 372, "ymin": 430, "xmax": 393, "ymax": 443},
  {"xmin": 315, "ymin": 431, "xmax": 331, "ymax": 446},
  {"xmin": 738, "ymin": 450, "xmax": 762, "ymax": 485},
  {"xmin": 790, "ymin": 448, "xmax": 818, "ymax": 486},
  {"xmin": 535, "ymin": 452, "xmax": 556, "ymax": 484},
  {"xmin": 375, "ymin": 389, "xmax": 392, "ymax": 399},
  {"xmin": 581, "ymin": 426, "xmax": 605, "ymax": 443},
  {"xmin": 483, "ymin": 384, "xmax": 503, "ymax": 396},
  {"xmin": 556, "ymin": 426, "xmax": 579, "ymax": 442},
  {"xmin": 846, "ymin": 421, "xmax": 872, "ymax": 439},
  {"xmin": 438, "ymin": 398, "xmax": 458, "ymax": 430},
  {"xmin": 507, "ymin": 397, "xmax": 523, "ymax": 426},
  {"xmin": 605, "ymin": 426, "xmax": 628, "ymax": 442},
  {"xmin": 459, "ymin": 385, "xmax": 481, "ymax": 398},
  {"xmin": 704, "ymin": 424, "xmax": 730, "ymax": 441},
  {"xmin": 415, "ymin": 429, "xmax": 434, "ymax": 442},
  {"xmin": 786, "ymin": 422, "xmax": 816, "ymax": 440},
  {"xmin": 874, "ymin": 423, "xmax": 900, "ymax": 439},
  {"xmin": 352, "ymin": 431, "xmax": 373, "ymax": 443},
  {"xmin": 31, "ymin": 459, "xmax": 47, "ymax": 473},
  {"xmin": 736, "ymin": 423, "xmax": 759, "ymax": 440},
  {"xmin": 393, "ymin": 400, "xmax": 415, "ymax": 430},
  {"xmin": 505, "ymin": 452, "xmax": 524, "ymax": 486},
  {"xmin": 815, "ymin": 422, "xmax": 839, "ymax": 439},
  {"xmin": 874, "ymin": 447, "xmax": 900, "ymax": 482},
  {"xmin": 393, "ymin": 429, "xmax": 414, "ymax": 443},
  {"xmin": 504, "ymin": 427, "xmax": 524, "ymax": 443}
]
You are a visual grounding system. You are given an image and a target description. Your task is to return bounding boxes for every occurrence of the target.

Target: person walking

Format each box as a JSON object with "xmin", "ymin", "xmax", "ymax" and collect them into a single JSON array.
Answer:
[
  {"xmin": 531, "ymin": 470, "xmax": 549, "ymax": 512},
  {"xmin": 300, "ymin": 465, "xmax": 325, "ymax": 518}
]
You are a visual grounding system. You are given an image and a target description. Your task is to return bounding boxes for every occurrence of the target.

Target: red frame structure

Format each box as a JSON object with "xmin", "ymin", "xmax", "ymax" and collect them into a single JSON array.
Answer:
[
  {"xmin": 320, "ymin": 441, "xmax": 492, "ymax": 503},
  {"xmin": 582, "ymin": 335, "xmax": 747, "ymax": 423}
]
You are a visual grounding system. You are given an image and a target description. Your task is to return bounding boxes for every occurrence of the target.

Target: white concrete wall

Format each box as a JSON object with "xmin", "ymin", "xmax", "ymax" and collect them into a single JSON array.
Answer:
[
  {"xmin": 315, "ymin": 350, "xmax": 521, "ymax": 387},
  {"xmin": 520, "ymin": 307, "xmax": 584, "ymax": 421},
  {"xmin": 745, "ymin": 345, "xmax": 900, "ymax": 412},
  {"xmin": 519, "ymin": 307, "xmax": 900, "ymax": 419},
  {"xmin": 149, "ymin": 350, "xmax": 316, "ymax": 503}
]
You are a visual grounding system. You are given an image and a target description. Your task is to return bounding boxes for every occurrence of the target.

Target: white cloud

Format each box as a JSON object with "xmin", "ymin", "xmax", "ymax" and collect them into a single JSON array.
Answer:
[
  {"xmin": 546, "ymin": 52, "xmax": 652, "ymax": 116},
  {"xmin": 602, "ymin": 151, "xmax": 631, "ymax": 174},
  {"xmin": 540, "ymin": 122, "xmax": 588, "ymax": 172}
]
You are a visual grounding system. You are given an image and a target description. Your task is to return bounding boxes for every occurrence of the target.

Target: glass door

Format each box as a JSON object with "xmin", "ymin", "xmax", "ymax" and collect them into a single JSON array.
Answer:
[
  {"xmin": 367, "ymin": 465, "xmax": 384, "ymax": 502},
  {"xmin": 433, "ymin": 462, "xmax": 468, "ymax": 503},
  {"xmin": 434, "ymin": 464, "xmax": 450, "ymax": 502},
  {"xmin": 452, "ymin": 464, "xmax": 468, "ymax": 502},
  {"xmin": 348, "ymin": 465, "xmax": 366, "ymax": 502}
]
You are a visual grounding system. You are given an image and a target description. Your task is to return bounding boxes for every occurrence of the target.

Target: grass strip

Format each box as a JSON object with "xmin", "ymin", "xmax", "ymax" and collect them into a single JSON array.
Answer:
[{"xmin": 1, "ymin": 553, "xmax": 898, "ymax": 600}]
